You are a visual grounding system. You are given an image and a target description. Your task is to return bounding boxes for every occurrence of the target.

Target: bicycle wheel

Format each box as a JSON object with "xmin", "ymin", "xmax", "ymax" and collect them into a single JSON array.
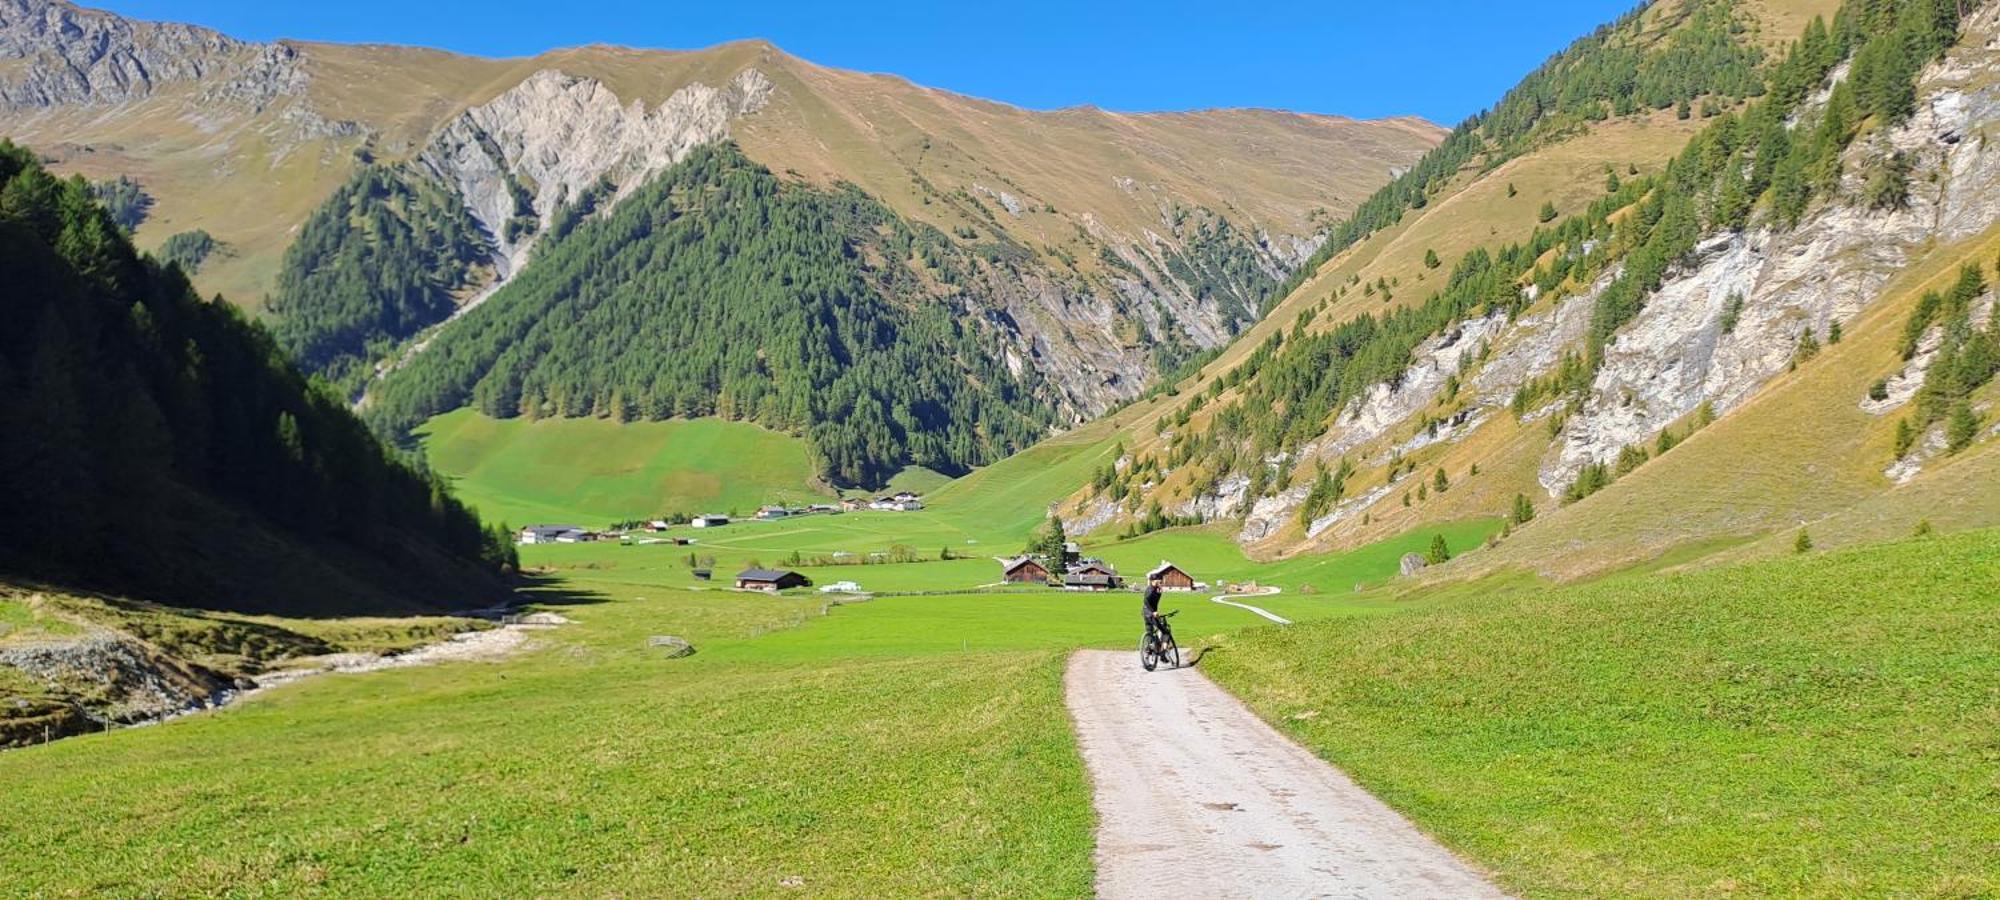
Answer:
[
  {"xmin": 1162, "ymin": 636, "xmax": 1180, "ymax": 669},
  {"xmin": 1139, "ymin": 634, "xmax": 1158, "ymax": 671}
]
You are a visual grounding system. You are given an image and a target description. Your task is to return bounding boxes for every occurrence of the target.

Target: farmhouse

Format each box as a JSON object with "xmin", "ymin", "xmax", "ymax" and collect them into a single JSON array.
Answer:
[
  {"xmin": 690, "ymin": 514, "xmax": 730, "ymax": 528},
  {"xmin": 518, "ymin": 525, "xmax": 588, "ymax": 545},
  {"xmin": 1062, "ymin": 573, "xmax": 1116, "ymax": 592},
  {"xmin": 1146, "ymin": 561, "xmax": 1197, "ymax": 591},
  {"xmin": 840, "ymin": 498, "xmax": 866, "ymax": 511},
  {"xmin": 1068, "ymin": 560, "xmax": 1121, "ymax": 588},
  {"xmin": 755, "ymin": 506, "xmax": 790, "ymax": 521},
  {"xmin": 1001, "ymin": 557, "xmax": 1051, "ymax": 584},
  {"xmin": 735, "ymin": 568, "xmax": 811, "ymax": 591}
]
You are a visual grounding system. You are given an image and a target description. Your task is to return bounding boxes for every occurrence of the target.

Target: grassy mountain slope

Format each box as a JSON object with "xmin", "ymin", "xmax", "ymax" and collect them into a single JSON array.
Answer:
[{"xmin": 1059, "ymin": 0, "xmax": 2000, "ymax": 578}]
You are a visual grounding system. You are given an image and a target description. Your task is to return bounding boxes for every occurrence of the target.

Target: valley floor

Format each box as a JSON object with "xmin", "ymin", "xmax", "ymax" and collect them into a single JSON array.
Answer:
[{"xmin": 0, "ymin": 522, "xmax": 1992, "ymax": 896}]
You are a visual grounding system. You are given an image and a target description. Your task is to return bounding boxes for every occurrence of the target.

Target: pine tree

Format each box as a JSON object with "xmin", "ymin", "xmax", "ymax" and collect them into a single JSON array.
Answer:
[
  {"xmin": 1432, "ymin": 468, "xmax": 1450, "ymax": 493},
  {"xmin": 1538, "ymin": 200, "xmax": 1559, "ymax": 223},
  {"xmin": 1427, "ymin": 534, "xmax": 1452, "ymax": 565},
  {"xmin": 1794, "ymin": 528, "xmax": 1814, "ymax": 553},
  {"xmin": 1945, "ymin": 401, "xmax": 1980, "ymax": 453},
  {"xmin": 1511, "ymin": 492, "xmax": 1536, "ymax": 525}
]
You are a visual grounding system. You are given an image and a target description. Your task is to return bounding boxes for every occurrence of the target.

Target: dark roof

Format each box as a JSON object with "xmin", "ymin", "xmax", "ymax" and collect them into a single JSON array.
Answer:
[
  {"xmin": 1064, "ymin": 573, "xmax": 1114, "ymax": 586},
  {"xmin": 1002, "ymin": 556, "xmax": 1046, "ymax": 572},
  {"xmin": 736, "ymin": 568, "xmax": 801, "ymax": 582}
]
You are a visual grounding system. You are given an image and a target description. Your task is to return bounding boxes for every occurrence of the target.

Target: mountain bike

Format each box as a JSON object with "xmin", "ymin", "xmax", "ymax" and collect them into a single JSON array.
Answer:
[{"xmin": 1140, "ymin": 610, "xmax": 1180, "ymax": 671}]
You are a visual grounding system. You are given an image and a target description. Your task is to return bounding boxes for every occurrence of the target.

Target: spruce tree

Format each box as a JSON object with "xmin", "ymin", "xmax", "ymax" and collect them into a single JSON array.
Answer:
[{"xmin": 1511, "ymin": 492, "xmax": 1536, "ymax": 525}]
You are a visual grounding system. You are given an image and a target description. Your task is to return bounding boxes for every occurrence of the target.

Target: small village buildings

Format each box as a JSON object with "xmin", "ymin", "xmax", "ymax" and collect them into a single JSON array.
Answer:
[
  {"xmin": 840, "ymin": 498, "xmax": 867, "ymax": 511},
  {"xmin": 690, "ymin": 515, "xmax": 730, "ymax": 528},
  {"xmin": 1001, "ymin": 557, "xmax": 1052, "ymax": 584},
  {"xmin": 1062, "ymin": 542, "xmax": 1083, "ymax": 567},
  {"xmin": 1146, "ymin": 561, "xmax": 1197, "ymax": 591},
  {"xmin": 1070, "ymin": 560, "xmax": 1119, "ymax": 581},
  {"xmin": 1062, "ymin": 572, "xmax": 1116, "ymax": 592},
  {"xmin": 647, "ymin": 520, "xmax": 672, "ymax": 532},
  {"xmin": 819, "ymin": 581, "xmax": 861, "ymax": 594},
  {"xmin": 1062, "ymin": 559, "xmax": 1122, "ymax": 591},
  {"xmin": 755, "ymin": 506, "xmax": 790, "ymax": 521},
  {"xmin": 735, "ymin": 568, "xmax": 811, "ymax": 591},
  {"xmin": 518, "ymin": 525, "xmax": 589, "ymax": 545}
]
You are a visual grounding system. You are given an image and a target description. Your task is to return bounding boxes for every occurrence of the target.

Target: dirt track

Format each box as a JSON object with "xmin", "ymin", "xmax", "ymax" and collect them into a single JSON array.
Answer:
[{"xmin": 1065, "ymin": 649, "xmax": 1504, "ymax": 898}]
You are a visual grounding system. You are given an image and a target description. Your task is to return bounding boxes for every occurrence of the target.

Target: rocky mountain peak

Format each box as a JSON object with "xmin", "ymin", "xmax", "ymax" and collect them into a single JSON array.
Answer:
[{"xmin": 0, "ymin": 0, "xmax": 265, "ymax": 107}]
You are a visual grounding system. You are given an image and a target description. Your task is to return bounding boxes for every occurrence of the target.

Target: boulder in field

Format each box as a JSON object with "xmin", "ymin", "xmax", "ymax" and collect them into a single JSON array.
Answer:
[
  {"xmin": 648, "ymin": 636, "xmax": 695, "ymax": 658},
  {"xmin": 1399, "ymin": 553, "xmax": 1429, "ymax": 576}
]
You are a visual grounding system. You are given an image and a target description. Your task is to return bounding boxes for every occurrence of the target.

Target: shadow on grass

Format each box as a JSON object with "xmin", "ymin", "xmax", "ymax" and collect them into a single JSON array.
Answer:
[{"xmin": 509, "ymin": 574, "xmax": 614, "ymax": 610}]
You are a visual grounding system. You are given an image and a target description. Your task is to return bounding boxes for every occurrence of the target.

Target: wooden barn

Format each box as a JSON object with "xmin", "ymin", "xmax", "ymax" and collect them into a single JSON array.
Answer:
[
  {"xmin": 1001, "ymin": 557, "xmax": 1051, "ymax": 584},
  {"xmin": 1146, "ymin": 561, "xmax": 1196, "ymax": 591},
  {"xmin": 736, "ymin": 568, "xmax": 811, "ymax": 592},
  {"xmin": 1062, "ymin": 573, "xmax": 1116, "ymax": 592}
]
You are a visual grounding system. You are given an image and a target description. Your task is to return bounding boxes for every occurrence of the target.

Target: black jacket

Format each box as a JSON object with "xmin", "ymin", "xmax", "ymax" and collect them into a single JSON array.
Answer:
[{"xmin": 1142, "ymin": 584, "xmax": 1161, "ymax": 616}]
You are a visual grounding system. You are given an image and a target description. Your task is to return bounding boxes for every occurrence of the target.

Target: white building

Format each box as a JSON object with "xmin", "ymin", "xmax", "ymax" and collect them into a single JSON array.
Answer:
[{"xmin": 690, "ymin": 515, "xmax": 730, "ymax": 528}]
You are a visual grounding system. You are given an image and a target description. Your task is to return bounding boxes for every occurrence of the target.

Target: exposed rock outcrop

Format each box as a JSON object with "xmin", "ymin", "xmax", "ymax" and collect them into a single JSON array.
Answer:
[
  {"xmin": 0, "ymin": 632, "xmax": 228, "ymax": 726},
  {"xmin": 418, "ymin": 68, "xmax": 772, "ymax": 280},
  {"xmin": 1542, "ymin": 10, "xmax": 2000, "ymax": 495}
]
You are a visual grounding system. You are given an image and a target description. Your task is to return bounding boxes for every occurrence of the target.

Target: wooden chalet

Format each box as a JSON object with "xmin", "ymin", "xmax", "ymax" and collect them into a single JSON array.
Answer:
[
  {"xmin": 1001, "ymin": 557, "xmax": 1051, "ymax": 584},
  {"xmin": 1146, "ymin": 561, "xmax": 1197, "ymax": 591}
]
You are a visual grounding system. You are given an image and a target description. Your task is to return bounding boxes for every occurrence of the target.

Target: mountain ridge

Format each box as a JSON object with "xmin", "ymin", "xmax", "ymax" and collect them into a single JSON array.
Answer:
[{"xmin": 3, "ymin": 0, "xmax": 1443, "ymax": 424}]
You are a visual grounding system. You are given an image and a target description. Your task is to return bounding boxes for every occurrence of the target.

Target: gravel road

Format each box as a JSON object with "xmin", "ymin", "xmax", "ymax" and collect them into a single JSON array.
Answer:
[{"xmin": 1065, "ymin": 649, "xmax": 1505, "ymax": 898}]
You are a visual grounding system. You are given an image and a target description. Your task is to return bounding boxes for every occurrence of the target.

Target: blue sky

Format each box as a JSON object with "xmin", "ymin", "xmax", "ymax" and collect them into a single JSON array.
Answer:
[{"xmin": 94, "ymin": 0, "xmax": 1637, "ymax": 124}]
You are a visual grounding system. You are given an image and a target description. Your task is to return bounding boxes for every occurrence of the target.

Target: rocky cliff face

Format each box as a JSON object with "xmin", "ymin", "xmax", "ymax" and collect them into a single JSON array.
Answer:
[
  {"xmin": 0, "ymin": 0, "xmax": 313, "ymax": 112},
  {"xmin": 418, "ymin": 68, "xmax": 773, "ymax": 280},
  {"xmin": 1545, "ymin": 11, "xmax": 2000, "ymax": 495}
]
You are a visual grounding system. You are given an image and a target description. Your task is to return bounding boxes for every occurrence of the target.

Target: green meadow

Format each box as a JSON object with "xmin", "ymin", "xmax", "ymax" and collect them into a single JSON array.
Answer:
[
  {"xmin": 1206, "ymin": 528, "xmax": 2000, "ymax": 897},
  {"xmin": 417, "ymin": 410, "xmax": 831, "ymax": 527},
  {"xmin": 0, "ymin": 514, "xmax": 1455, "ymax": 895},
  {"xmin": 5, "ymin": 411, "xmax": 1989, "ymax": 896}
]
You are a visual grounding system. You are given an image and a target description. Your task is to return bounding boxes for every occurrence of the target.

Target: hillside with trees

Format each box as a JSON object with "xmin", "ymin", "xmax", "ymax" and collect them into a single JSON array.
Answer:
[
  {"xmin": 0, "ymin": 142, "xmax": 514, "ymax": 615},
  {"xmin": 1065, "ymin": 0, "xmax": 1999, "ymax": 571},
  {"xmin": 366, "ymin": 143, "xmax": 1061, "ymax": 487},
  {"xmin": 270, "ymin": 166, "xmax": 492, "ymax": 392}
]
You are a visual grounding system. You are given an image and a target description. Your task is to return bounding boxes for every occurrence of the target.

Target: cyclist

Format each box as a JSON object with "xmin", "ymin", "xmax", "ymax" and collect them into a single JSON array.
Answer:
[{"xmin": 1141, "ymin": 574, "xmax": 1164, "ymax": 649}]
